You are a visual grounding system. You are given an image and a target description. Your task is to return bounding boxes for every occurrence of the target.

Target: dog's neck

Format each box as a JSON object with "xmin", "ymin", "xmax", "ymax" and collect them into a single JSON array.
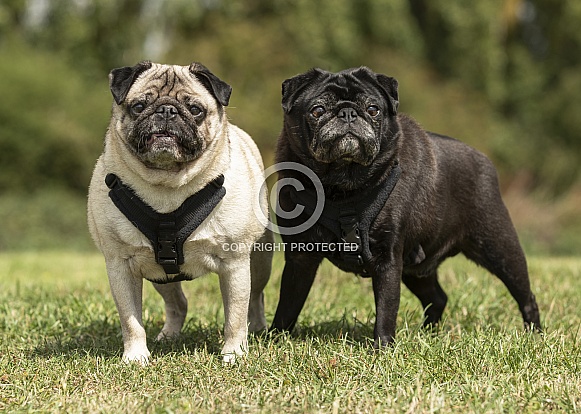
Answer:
[
  {"xmin": 279, "ymin": 148, "xmax": 399, "ymax": 201},
  {"xmin": 323, "ymin": 158, "xmax": 400, "ymax": 201}
]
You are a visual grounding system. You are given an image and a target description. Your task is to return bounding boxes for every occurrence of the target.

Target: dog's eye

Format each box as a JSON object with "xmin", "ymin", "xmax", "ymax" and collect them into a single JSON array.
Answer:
[
  {"xmin": 367, "ymin": 105, "xmax": 380, "ymax": 117},
  {"xmin": 131, "ymin": 103, "xmax": 146, "ymax": 115},
  {"xmin": 189, "ymin": 105, "xmax": 203, "ymax": 116},
  {"xmin": 310, "ymin": 106, "xmax": 326, "ymax": 118}
]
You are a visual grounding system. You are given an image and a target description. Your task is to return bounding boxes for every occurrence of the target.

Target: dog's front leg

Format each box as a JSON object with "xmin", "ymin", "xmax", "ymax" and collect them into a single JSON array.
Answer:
[
  {"xmin": 106, "ymin": 259, "xmax": 150, "ymax": 365},
  {"xmin": 372, "ymin": 261, "xmax": 402, "ymax": 348},
  {"xmin": 218, "ymin": 258, "xmax": 252, "ymax": 363}
]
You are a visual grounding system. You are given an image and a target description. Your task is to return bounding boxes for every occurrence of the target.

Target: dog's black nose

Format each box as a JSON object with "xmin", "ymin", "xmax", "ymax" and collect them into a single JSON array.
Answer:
[
  {"xmin": 155, "ymin": 104, "xmax": 179, "ymax": 120},
  {"xmin": 338, "ymin": 107, "xmax": 358, "ymax": 124}
]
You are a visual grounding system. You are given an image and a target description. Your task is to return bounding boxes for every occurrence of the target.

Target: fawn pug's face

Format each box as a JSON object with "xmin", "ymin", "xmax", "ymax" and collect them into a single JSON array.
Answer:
[{"xmin": 108, "ymin": 61, "xmax": 232, "ymax": 171}]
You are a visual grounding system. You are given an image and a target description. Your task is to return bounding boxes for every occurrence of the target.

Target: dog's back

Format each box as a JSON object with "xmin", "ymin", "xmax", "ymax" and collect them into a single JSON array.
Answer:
[{"xmin": 391, "ymin": 118, "xmax": 519, "ymax": 273}]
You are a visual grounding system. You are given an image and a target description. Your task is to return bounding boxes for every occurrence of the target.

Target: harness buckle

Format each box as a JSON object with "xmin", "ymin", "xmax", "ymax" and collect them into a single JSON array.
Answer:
[
  {"xmin": 341, "ymin": 221, "xmax": 361, "ymax": 246},
  {"xmin": 339, "ymin": 215, "xmax": 362, "ymax": 250},
  {"xmin": 157, "ymin": 221, "xmax": 180, "ymax": 274},
  {"xmin": 339, "ymin": 214, "xmax": 364, "ymax": 266}
]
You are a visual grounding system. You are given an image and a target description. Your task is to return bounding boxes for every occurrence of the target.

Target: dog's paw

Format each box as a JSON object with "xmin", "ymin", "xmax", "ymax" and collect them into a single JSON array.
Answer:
[
  {"xmin": 122, "ymin": 347, "xmax": 151, "ymax": 366},
  {"xmin": 222, "ymin": 353, "xmax": 238, "ymax": 364},
  {"xmin": 221, "ymin": 343, "xmax": 246, "ymax": 364},
  {"xmin": 155, "ymin": 329, "xmax": 180, "ymax": 342},
  {"xmin": 372, "ymin": 335, "xmax": 395, "ymax": 350}
]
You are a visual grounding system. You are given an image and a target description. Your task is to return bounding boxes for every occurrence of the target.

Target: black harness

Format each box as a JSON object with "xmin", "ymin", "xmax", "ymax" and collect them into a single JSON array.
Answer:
[
  {"xmin": 105, "ymin": 173, "xmax": 226, "ymax": 280},
  {"xmin": 289, "ymin": 162, "xmax": 401, "ymax": 273}
]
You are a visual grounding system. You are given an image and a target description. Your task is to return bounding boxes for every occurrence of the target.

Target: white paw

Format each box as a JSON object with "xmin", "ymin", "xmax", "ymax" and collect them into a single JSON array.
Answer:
[
  {"xmin": 122, "ymin": 347, "xmax": 151, "ymax": 366},
  {"xmin": 222, "ymin": 353, "xmax": 238, "ymax": 364},
  {"xmin": 221, "ymin": 344, "xmax": 246, "ymax": 364}
]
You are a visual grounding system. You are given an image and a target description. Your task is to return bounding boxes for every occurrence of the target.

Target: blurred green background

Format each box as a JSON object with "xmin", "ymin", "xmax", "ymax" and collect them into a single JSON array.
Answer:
[{"xmin": 0, "ymin": 0, "xmax": 579, "ymax": 255}]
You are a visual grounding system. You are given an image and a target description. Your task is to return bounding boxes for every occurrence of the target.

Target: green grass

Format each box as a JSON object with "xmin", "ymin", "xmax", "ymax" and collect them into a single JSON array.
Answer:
[{"xmin": 1, "ymin": 251, "xmax": 580, "ymax": 413}]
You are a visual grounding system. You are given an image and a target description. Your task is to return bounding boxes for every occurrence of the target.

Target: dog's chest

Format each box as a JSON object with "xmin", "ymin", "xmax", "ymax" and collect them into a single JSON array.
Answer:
[{"xmin": 123, "ymin": 234, "xmax": 228, "ymax": 283}]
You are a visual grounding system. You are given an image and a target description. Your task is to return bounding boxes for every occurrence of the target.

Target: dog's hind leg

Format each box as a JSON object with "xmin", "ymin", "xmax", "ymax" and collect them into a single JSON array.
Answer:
[
  {"xmin": 152, "ymin": 281, "xmax": 188, "ymax": 340},
  {"xmin": 402, "ymin": 270, "xmax": 447, "ymax": 328},
  {"xmin": 463, "ymin": 211, "xmax": 541, "ymax": 331},
  {"xmin": 271, "ymin": 254, "xmax": 322, "ymax": 333},
  {"xmin": 248, "ymin": 229, "xmax": 273, "ymax": 332}
]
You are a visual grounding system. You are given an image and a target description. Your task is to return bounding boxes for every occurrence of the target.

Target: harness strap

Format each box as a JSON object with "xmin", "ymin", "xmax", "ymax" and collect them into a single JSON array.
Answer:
[
  {"xmin": 290, "ymin": 161, "xmax": 401, "ymax": 273},
  {"xmin": 105, "ymin": 173, "xmax": 226, "ymax": 276}
]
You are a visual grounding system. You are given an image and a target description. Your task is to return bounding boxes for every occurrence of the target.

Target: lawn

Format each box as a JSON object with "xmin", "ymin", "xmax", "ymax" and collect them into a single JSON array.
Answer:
[{"xmin": 1, "ymin": 251, "xmax": 580, "ymax": 413}]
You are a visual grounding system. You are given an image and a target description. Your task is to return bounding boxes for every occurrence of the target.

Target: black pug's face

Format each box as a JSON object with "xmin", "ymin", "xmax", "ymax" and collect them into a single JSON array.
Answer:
[
  {"xmin": 108, "ymin": 61, "xmax": 232, "ymax": 171},
  {"xmin": 281, "ymin": 67, "xmax": 400, "ymax": 170}
]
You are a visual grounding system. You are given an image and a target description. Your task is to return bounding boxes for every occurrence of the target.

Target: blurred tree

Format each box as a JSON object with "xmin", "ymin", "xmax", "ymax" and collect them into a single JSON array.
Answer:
[
  {"xmin": 0, "ymin": 41, "xmax": 108, "ymax": 193},
  {"xmin": 408, "ymin": 0, "xmax": 581, "ymax": 193}
]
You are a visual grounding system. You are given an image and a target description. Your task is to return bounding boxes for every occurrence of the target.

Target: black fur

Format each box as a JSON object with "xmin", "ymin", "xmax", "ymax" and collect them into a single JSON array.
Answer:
[{"xmin": 271, "ymin": 67, "xmax": 541, "ymax": 347}]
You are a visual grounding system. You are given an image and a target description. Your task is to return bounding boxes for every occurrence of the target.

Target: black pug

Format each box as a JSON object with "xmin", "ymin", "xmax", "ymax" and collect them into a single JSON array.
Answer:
[{"xmin": 271, "ymin": 67, "xmax": 541, "ymax": 347}]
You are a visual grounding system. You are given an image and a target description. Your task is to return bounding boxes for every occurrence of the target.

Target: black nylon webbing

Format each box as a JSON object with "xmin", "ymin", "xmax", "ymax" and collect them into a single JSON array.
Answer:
[
  {"xmin": 105, "ymin": 173, "xmax": 226, "ymax": 278},
  {"xmin": 289, "ymin": 162, "xmax": 401, "ymax": 273}
]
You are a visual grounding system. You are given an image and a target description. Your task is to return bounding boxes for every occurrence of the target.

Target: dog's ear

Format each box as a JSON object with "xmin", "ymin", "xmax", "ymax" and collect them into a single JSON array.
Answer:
[
  {"xmin": 375, "ymin": 74, "xmax": 399, "ymax": 116},
  {"xmin": 189, "ymin": 63, "xmax": 232, "ymax": 107},
  {"xmin": 282, "ymin": 68, "xmax": 326, "ymax": 114},
  {"xmin": 109, "ymin": 61, "xmax": 153, "ymax": 105}
]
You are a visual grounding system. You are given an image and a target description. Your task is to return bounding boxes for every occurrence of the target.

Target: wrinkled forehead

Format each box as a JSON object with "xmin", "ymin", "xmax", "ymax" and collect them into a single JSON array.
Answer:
[
  {"xmin": 126, "ymin": 63, "xmax": 215, "ymax": 103},
  {"xmin": 310, "ymin": 72, "xmax": 379, "ymax": 102}
]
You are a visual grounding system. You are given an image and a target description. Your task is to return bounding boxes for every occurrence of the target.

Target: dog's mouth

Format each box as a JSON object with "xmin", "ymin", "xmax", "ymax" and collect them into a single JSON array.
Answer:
[
  {"xmin": 129, "ymin": 121, "xmax": 203, "ymax": 170},
  {"xmin": 145, "ymin": 133, "xmax": 181, "ymax": 150},
  {"xmin": 134, "ymin": 132, "xmax": 200, "ymax": 170},
  {"xmin": 314, "ymin": 134, "xmax": 375, "ymax": 165}
]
